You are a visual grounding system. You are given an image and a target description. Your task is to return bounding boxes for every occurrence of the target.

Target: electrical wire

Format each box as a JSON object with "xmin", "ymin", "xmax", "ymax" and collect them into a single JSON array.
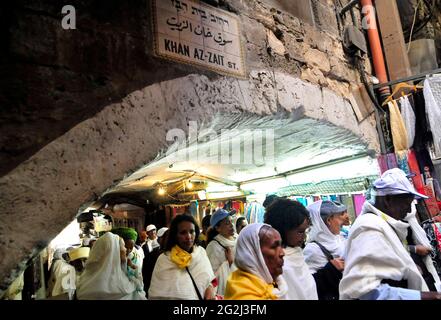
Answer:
[
  {"xmin": 403, "ymin": 0, "xmax": 436, "ymax": 40},
  {"xmin": 408, "ymin": 0, "xmax": 424, "ymax": 53}
]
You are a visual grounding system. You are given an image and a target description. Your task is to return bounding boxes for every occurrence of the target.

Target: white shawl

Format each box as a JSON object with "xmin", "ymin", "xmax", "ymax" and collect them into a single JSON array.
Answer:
[
  {"xmin": 340, "ymin": 201, "xmax": 432, "ymax": 300},
  {"xmin": 206, "ymin": 234, "xmax": 237, "ymax": 296},
  {"xmin": 283, "ymin": 246, "xmax": 318, "ymax": 300},
  {"xmin": 424, "ymin": 78, "xmax": 441, "ymax": 157},
  {"xmin": 48, "ymin": 259, "xmax": 76, "ymax": 299},
  {"xmin": 304, "ymin": 200, "xmax": 346, "ymax": 272},
  {"xmin": 77, "ymin": 232, "xmax": 146, "ymax": 300},
  {"xmin": 234, "ymin": 223, "xmax": 288, "ymax": 299},
  {"xmin": 405, "ymin": 203, "xmax": 441, "ymax": 291},
  {"xmin": 148, "ymin": 245, "xmax": 215, "ymax": 300}
]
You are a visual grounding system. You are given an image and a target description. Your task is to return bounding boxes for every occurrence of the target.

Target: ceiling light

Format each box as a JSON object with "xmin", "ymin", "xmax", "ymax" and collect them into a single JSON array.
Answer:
[{"xmin": 158, "ymin": 186, "xmax": 166, "ymax": 196}]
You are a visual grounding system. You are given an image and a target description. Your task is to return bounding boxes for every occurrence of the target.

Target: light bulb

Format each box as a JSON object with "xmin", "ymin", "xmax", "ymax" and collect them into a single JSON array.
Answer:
[
  {"xmin": 187, "ymin": 181, "xmax": 193, "ymax": 189},
  {"xmin": 158, "ymin": 187, "xmax": 166, "ymax": 196}
]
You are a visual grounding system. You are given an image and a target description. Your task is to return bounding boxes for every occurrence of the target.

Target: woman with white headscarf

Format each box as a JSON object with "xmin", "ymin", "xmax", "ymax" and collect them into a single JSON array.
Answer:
[
  {"xmin": 148, "ymin": 215, "xmax": 217, "ymax": 300},
  {"xmin": 303, "ymin": 200, "xmax": 347, "ymax": 300},
  {"xmin": 224, "ymin": 223, "xmax": 287, "ymax": 300},
  {"xmin": 265, "ymin": 199, "xmax": 318, "ymax": 300},
  {"xmin": 76, "ymin": 232, "xmax": 146, "ymax": 300}
]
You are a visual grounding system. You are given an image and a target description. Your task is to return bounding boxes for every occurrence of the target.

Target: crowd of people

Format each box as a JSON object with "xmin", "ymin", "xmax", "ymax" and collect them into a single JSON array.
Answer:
[{"xmin": 46, "ymin": 168, "xmax": 441, "ymax": 300}]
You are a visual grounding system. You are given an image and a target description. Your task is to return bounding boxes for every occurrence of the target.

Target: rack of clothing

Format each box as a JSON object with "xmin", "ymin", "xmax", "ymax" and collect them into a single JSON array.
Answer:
[{"xmin": 378, "ymin": 76, "xmax": 441, "ymax": 217}]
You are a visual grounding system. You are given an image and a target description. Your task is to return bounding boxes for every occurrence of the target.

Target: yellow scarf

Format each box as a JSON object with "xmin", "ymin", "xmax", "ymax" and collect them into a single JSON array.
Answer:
[
  {"xmin": 224, "ymin": 269, "xmax": 277, "ymax": 300},
  {"xmin": 170, "ymin": 245, "xmax": 192, "ymax": 269}
]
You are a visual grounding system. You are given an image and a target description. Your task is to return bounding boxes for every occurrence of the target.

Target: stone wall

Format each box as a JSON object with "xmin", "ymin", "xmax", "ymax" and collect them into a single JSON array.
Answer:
[{"xmin": 0, "ymin": 0, "xmax": 379, "ymax": 294}]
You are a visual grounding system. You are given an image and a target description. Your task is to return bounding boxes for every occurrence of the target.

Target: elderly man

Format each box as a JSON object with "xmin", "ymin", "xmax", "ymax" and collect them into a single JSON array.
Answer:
[{"xmin": 340, "ymin": 168, "xmax": 441, "ymax": 300}]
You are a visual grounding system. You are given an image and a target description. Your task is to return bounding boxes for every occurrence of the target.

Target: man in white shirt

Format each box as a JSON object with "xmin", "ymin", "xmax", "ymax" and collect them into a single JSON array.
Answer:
[
  {"xmin": 340, "ymin": 168, "xmax": 441, "ymax": 300},
  {"xmin": 145, "ymin": 224, "xmax": 159, "ymax": 253}
]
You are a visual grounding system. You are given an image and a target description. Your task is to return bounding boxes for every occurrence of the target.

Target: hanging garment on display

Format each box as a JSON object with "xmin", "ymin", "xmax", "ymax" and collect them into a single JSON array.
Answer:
[
  {"xmin": 414, "ymin": 148, "xmax": 435, "ymax": 174},
  {"xmin": 386, "ymin": 153, "xmax": 398, "ymax": 170},
  {"xmin": 424, "ymin": 78, "xmax": 441, "ymax": 157},
  {"xmin": 245, "ymin": 201, "xmax": 265, "ymax": 224},
  {"xmin": 388, "ymin": 101, "xmax": 409, "ymax": 151},
  {"xmin": 411, "ymin": 90, "xmax": 433, "ymax": 149},
  {"xmin": 232, "ymin": 201, "xmax": 243, "ymax": 214},
  {"xmin": 296, "ymin": 198, "xmax": 307, "ymax": 207},
  {"xmin": 407, "ymin": 149, "xmax": 426, "ymax": 195},
  {"xmin": 377, "ymin": 154, "xmax": 388, "ymax": 174},
  {"xmin": 399, "ymin": 96, "xmax": 416, "ymax": 147},
  {"xmin": 396, "ymin": 150, "xmax": 411, "ymax": 176},
  {"xmin": 352, "ymin": 194, "xmax": 366, "ymax": 217}
]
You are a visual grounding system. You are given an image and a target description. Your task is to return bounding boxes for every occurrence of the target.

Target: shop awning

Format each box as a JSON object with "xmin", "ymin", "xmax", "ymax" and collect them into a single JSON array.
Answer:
[{"xmin": 276, "ymin": 175, "xmax": 378, "ymax": 197}]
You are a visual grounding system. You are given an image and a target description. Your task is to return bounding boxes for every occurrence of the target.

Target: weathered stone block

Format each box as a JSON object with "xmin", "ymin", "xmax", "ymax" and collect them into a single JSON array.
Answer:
[
  {"xmin": 304, "ymin": 48, "xmax": 331, "ymax": 73},
  {"xmin": 310, "ymin": 0, "xmax": 339, "ymax": 36}
]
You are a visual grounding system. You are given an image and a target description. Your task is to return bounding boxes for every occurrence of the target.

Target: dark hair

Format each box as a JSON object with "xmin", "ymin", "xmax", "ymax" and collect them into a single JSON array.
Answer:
[
  {"xmin": 206, "ymin": 226, "xmax": 218, "ymax": 245},
  {"xmin": 165, "ymin": 214, "xmax": 200, "ymax": 251},
  {"xmin": 263, "ymin": 194, "xmax": 279, "ymax": 208},
  {"xmin": 264, "ymin": 198, "xmax": 310, "ymax": 246},
  {"xmin": 235, "ymin": 216, "xmax": 247, "ymax": 231},
  {"xmin": 201, "ymin": 214, "xmax": 212, "ymax": 229}
]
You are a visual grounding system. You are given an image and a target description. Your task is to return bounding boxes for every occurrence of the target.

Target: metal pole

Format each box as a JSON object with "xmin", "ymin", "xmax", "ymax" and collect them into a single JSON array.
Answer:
[
  {"xmin": 373, "ymin": 67, "xmax": 441, "ymax": 89},
  {"xmin": 340, "ymin": 0, "xmax": 360, "ymax": 16}
]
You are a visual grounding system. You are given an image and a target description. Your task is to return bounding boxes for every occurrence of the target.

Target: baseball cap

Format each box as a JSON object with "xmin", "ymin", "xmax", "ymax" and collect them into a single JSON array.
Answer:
[
  {"xmin": 146, "ymin": 224, "xmax": 157, "ymax": 232},
  {"xmin": 157, "ymin": 227, "xmax": 168, "ymax": 238},
  {"xmin": 372, "ymin": 168, "xmax": 428, "ymax": 199},
  {"xmin": 320, "ymin": 201, "xmax": 347, "ymax": 218},
  {"xmin": 210, "ymin": 209, "xmax": 236, "ymax": 228}
]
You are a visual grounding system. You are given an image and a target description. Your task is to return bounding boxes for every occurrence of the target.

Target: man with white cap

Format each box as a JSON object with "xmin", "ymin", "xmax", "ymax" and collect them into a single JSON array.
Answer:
[
  {"xmin": 142, "ymin": 227, "xmax": 169, "ymax": 295},
  {"xmin": 340, "ymin": 168, "xmax": 441, "ymax": 300},
  {"xmin": 146, "ymin": 224, "xmax": 159, "ymax": 253}
]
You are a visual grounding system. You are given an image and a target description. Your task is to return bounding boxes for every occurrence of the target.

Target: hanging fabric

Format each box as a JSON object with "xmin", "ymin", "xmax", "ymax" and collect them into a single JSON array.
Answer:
[
  {"xmin": 407, "ymin": 149, "xmax": 425, "ymax": 195},
  {"xmin": 377, "ymin": 154, "xmax": 388, "ymax": 174},
  {"xmin": 386, "ymin": 153, "xmax": 398, "ymax": 170},
  {"xmin": 388, "ymin": 101, "xmax": 409, "ymax": 151},
  {"xmin": 399, "ymin": 96, "xmax": 416, "ymax": 147},
  {"xmin": 245, "ymin": 201, "xmax": 265, "ymax": 224},
  {"xmin": 396, "ymin": 150, "xmax": 411, "ymax": 176},
  {"xmin": 352, "ymin": 194, "xmax": 366, "ymax": 217},
  {"xmin": 424, "ymin": 78, "xmax": 441, "ymax": 157},
  {"xmin": 411, "ymin": 90, "xmax": 433, "ymax": 149}
]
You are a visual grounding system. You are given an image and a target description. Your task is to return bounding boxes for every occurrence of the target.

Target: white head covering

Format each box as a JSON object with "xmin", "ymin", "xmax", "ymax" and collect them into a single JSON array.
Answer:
[
  {"xmin": 53, "ymin": 248, "xmax": 66, "ymax": 261},
  {"xmin": 157, "ymin": 227, "xmax": 168, "ymax": 238},
  {"xmin": 234, "ymin": 223, "xmax": 274, "ymax": 284},
  {"xmin": 234, "ymin": 223, "xmax": 287, "ymax": 299},
  {"xmin": 307, "ymin": 200, "xmax": 345, "ymax": 258},
  {"xmin": 146, "ymin": 224, "xmax": 156, "ymax": 232},
  {"xmin": 77, "ymin": 232, "xmax": 145, "ymax": 300},
  {"xmin": 372, "ymin": 168, "xmax": 428, "ymax": 199}
]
